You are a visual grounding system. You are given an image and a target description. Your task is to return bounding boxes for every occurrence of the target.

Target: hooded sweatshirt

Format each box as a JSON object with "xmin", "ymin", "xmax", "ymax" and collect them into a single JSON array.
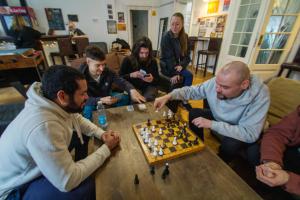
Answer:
[
  {"xmin": 0, "ymin": 82, "xmax": 111, "ymax": 199},
  {"xmin": 170, "ymin": 75, "xmax": 270, "ymax": 143}
]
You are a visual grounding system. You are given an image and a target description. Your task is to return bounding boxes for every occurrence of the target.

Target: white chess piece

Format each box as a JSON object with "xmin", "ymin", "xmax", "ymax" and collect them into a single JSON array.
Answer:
[
  {"xmin": 144, "ymin": 136, "xmax": 149, "ymax": 144},
  {"xmin": 154, "ymin": 139, "xmax": 158, "ymax": 146},
  {"xmin": 148, "ymin": 138, "xmax": 152, "ymax": 147},
  {"xmin": 152, "ymin": 125, "xmax": 155, "ymax": 132},
  {"xmin": 159, "ymin": 147, "xmax": 164, "ymax": 156},
  {"xmin": 152, "ymin": 147, "xmax": 158, "ymax": 157},
  {"xmin": 163, "ymin": 111, "xmax": 167, "ymax": 117},
  {"xmin": 172, "ymin": 137, "xmax": 177, "ymax": 145},
  {"xmin": 140, "ymin": 128, "xmax": 144, "ymax": 136},
  {"xmin": 159, "ymin": 128, "xmax": 163, "ymax": 135}
]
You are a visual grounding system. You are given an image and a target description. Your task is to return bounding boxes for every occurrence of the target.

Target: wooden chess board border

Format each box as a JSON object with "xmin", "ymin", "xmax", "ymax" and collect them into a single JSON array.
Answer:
[{"xmin": 132, "ymin": 119, "xmax": 205, "ymax": 165}]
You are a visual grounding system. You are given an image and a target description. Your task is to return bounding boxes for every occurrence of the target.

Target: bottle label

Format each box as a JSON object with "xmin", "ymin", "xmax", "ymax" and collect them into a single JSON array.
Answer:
[{"xmin": 98, "ymin": 115, "xmax": 107, "ymax": 126}]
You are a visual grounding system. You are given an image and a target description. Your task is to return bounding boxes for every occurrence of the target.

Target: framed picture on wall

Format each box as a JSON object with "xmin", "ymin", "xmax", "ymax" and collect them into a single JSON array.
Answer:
[
  {"xmin": 118, "ymin": 12, "xmax": 124, "ymax": 23},
  {"xmin": 45, "ymin": 8, "xmax": 65, "ymax": 30},
  {"xmin": 68, "ymin": 14, "xmax": 78, "ymax": 22},
  {"xmin": 107, "ymin": 20, "xmax": 117, "ymax": 34}
]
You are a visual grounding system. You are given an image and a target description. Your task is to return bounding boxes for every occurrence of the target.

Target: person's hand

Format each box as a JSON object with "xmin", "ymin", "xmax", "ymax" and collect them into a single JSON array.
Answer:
[
  {"xmin": 154, "ymin": 94, "xmax": 171, "ymax": 110},
  {"xmin": 130, "ymin": 71, "xmax": 144, "ymax": 79},
  {"xmin": 263, "ymin": 161, "xmax": 282, "ymax": 170},
  {"xmin": 170, "ymin": 75, "xmax": 181, "ymax": 85},
  {"xmin": 101, "ymin": 130, "xmax": 120, "ymax": 150},
  {"xmin": 256, "ymin": 165, "xmax": 289, "ymax": 187},
  {"xmin": 142, "ymin": 73, "xmax": 154, "ymax": 83},
  {"xmin": 100, "ymin": 96, "xmax": 118, "ymax": 105},
  {"xmin": 192, "ymin": 117, "xmax": 212, "ymax": 129},
  {"xmin": 175, "ymin": 65, "xmax": 183, "ymax": 72},
  {"xmin": 130, "ymin": 89, "xmax": 146, "ymax": 103}
]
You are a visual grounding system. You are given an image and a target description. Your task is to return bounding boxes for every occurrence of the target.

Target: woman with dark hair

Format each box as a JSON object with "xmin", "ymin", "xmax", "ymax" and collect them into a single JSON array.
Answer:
[
  {"xmin": 160, "ymin": 12, "xmax": 193, "ymax": 87},
  {"xmin": 119, "ymin": 36, "xmax": 160, "ymax": 101}
]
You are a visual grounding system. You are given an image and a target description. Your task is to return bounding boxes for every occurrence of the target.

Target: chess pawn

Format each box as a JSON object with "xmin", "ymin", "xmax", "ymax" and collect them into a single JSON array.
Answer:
[
  {"xmin": 144, "ymin": 135, "xmax": 149, "ymax": 144},
  {"xmin": 148, "ymin": 138, "xmax": 152, "ymax": 147},
  {"xmin": 154, "ymin": 139, "xmax": 158, "ymax": 146},
  {"xmin": 140, "ymin": 128, "xmax": 144, "ymax": 136},
  {"xmin": 159, "ymin": 147, "xmax": 164, "ymax": 156},
  {"xmin": 159, "ymin": 128, "xmax": 163, "ymax": 135},
  {"xmin": 152, "ymin": 147, "xmax": 158, "ymax": 157},
  {"xmin": 172, "ymin": 137, "xmax": 177, "ymax": 145},
  {"xmin": 151, "ymin": 126, "xmax": 155, "ymax": 132}
]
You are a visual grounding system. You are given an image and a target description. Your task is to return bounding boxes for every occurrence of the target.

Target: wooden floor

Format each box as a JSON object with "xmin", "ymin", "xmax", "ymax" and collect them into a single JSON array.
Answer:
[{"xmin": 0, "ymin": 67, "xmax": 220, "ymax": 153}]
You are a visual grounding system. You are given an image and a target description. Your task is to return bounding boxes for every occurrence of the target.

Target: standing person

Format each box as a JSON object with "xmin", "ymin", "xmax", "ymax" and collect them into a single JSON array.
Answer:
[
  {"xmin": 0, "ymin": 66, "xmax": 120, "ymax": 200},
  {"xmin": 68, "ymin": 21, "xmax": 85, "ymax": 36},
  {"xmin": 255, "ymin": 106, "xmax": 300, "ymax": 196},
  {"xmin": 79, "ymin": 45, "xmax": 145, "ymax": 119},
  {"xmin": 119, "ymin": 37, "xmax": 160, "ymax": 101},
  {"xmin": 10, "ymin": 16, "xmax": 42, "ymax": 50},
  {"xmin": 154, "ymin": 61, "xmax": 270, "ymax": 163},
  {"xmin": 160, "ymin": 12, "xmax": 193, "ymax": 88}
]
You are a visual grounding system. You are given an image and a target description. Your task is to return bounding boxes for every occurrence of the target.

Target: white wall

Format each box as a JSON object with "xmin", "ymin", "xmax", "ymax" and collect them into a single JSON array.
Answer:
[{"xmin": 26, "ymin": 0, "xmax": 161, "ymax": 49}]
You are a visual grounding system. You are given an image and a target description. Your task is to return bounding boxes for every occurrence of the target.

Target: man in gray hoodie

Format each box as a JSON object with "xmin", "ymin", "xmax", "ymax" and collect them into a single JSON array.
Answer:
[
  {"xmin": 0, "ymin": 66, "xmax": 120, "ymax": 200},
  {"xmin": 154, "ymin": 61, "xmax": 270, "ymax": 163}
]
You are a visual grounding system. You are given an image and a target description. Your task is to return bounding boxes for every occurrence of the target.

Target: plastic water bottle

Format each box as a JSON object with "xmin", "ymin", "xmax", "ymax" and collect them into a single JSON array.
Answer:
[{"xmin": 97, "ymin": 101, "xmax": 108, "ymax": 130}]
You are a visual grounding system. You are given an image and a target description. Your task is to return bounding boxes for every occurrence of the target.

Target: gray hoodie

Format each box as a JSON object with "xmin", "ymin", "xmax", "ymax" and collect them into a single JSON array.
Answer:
[
  {"xmin": 0, "ymin": 82, "xmax": 110, "ymax": 199},
  {"xmin": 170, "ymin": 75, "xmax": 270, "ymax": 143}
]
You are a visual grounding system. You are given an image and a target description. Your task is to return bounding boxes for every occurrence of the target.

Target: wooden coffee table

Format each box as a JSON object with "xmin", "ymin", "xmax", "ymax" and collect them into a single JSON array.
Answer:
[{"xmin": 94, "ymin": 103, "xmax": 262, "ymax": 200}]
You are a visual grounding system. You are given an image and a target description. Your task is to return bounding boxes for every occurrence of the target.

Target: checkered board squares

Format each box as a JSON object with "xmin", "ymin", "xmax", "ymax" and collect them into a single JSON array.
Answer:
[{"xmin": 132, "ymin": 118, "xmax": 205, "ymax": 165}]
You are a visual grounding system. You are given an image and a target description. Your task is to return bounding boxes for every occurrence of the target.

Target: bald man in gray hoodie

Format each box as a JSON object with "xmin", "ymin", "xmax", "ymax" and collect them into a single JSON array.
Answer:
[{"xmin": 154, "ymin": 61, "xmax": 270, "ymax": 163}]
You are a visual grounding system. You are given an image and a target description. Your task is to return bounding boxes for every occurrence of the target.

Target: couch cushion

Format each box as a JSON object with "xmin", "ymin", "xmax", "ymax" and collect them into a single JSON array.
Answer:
[{"xmin": 267, "ymin": 77, "xmax": 300, "ymax": 126}]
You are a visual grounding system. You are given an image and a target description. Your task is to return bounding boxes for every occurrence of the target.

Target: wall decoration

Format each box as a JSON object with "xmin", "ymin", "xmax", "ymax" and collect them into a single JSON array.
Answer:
[
  {"xmin": 68, "ymin": 14, "xmax": 78, "ymax": 22},
  {"xmin": 223, "ymin": 0, "xmax": 231, "ymax": 11},
  {"xmin": 118, "ymin": 12, "xmax": 124, "ymax": 23},
  {"xmin": 117, "ymin": 23, "xmax": 126, "ymax": 31},
  {"xmin": 107, "ymin": 20, "xmax": 117, "ymax": 34},
  {"xmin": 107, "ymin": 4, "xmax": 113, "ymax": 19},
  {"xmin": 207, "ymin": 0, "xmax": 219, "ymax": 14},
  {"xmin": 45, "ymin": 8, "xmax": 65, "ymax": 30},
  {"xmin": 198, "ymin": 14, "xmax": 227, "ymax": 38}
]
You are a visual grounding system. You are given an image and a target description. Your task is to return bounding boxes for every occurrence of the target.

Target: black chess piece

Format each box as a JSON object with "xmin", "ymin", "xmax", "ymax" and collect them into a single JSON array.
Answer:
[
  {"xmin": 150, "ymin": 166, "xmax": 155, "ymax": 175},
  {"xmin": 164, "ymin": 163, "xmax": 170, "ymax": 175},
  {"xmin": 193, "ymin": 137, "xmax": 199, "ymax": 145},
  {"xmin": 134, "ymin": 174, "xmax": 139, "ymax": 185},
  {"xmin": 147, "ymin": 119, "xmax": 151, "ymax": 126}
]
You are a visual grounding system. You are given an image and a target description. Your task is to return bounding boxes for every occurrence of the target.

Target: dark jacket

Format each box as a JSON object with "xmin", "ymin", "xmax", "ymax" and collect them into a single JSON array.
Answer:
[
  {"xmin": 15, "ymin": 26, "xmax": 42, "ymax": 49},
  {"xmin": 119, "ymin": 56, "xmax": 159, "ymax": 89},
  {"xmin": 160, "ymin": 30, "xmax": 191, "ymax": 77},
  {"xmin": 79, "ymin": 63, "xmax": 134, "ymax": 106},
  {"xmin": 72, "ymin": 28, "xmax": 85, "ymax": 36},
  {"xmin": 261, "ymin": 105, "xmax": 300, "ymax": 195}
]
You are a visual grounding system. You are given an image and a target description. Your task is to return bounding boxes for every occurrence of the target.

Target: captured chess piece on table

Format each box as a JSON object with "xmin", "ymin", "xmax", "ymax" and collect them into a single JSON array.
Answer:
[{"xmin": 134, "ymin": 174, "xmax": 139, "ymax": 185}]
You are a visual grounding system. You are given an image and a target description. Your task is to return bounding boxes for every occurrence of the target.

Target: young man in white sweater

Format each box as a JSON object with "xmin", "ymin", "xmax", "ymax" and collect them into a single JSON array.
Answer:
[{"xmin": 0, "ymin": 66, "xmax": 120, "ymax": 200}]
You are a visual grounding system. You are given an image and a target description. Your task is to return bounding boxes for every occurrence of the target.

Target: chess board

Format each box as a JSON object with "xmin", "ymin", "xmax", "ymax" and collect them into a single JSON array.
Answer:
[{"xmin": 132, "ymin": 118, "xmax": 205, "ymax": 165}]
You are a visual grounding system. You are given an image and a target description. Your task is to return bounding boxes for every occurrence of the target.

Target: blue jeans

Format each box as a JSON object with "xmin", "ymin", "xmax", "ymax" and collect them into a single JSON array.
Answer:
[
  {"xmin": 180, "ymin": 69, "xmax": 193, "ymax": 86},
  {"xmin": 83, "ymin": 92, "xmax": 129, "ymax": 120},
  {"xmin": 6, "ymin": 134, "xmax": 95, "ymax": 200},
  {"xmin": 21, "ymin": 176, "xmax": 95, "ymax": 200}
]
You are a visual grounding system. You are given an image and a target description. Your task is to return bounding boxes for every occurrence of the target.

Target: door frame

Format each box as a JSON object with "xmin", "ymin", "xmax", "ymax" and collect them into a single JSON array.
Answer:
[
  {"xmin": 249, "ymin": 0, "xmax": 300, "ymax": 71},
  {"xmin": 127, "ymin": 6, "xmax": 151, "ymax": 47},
  {"xmin": 217, "ymin": 0, "xmax": 270, "ymax": 69}
]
